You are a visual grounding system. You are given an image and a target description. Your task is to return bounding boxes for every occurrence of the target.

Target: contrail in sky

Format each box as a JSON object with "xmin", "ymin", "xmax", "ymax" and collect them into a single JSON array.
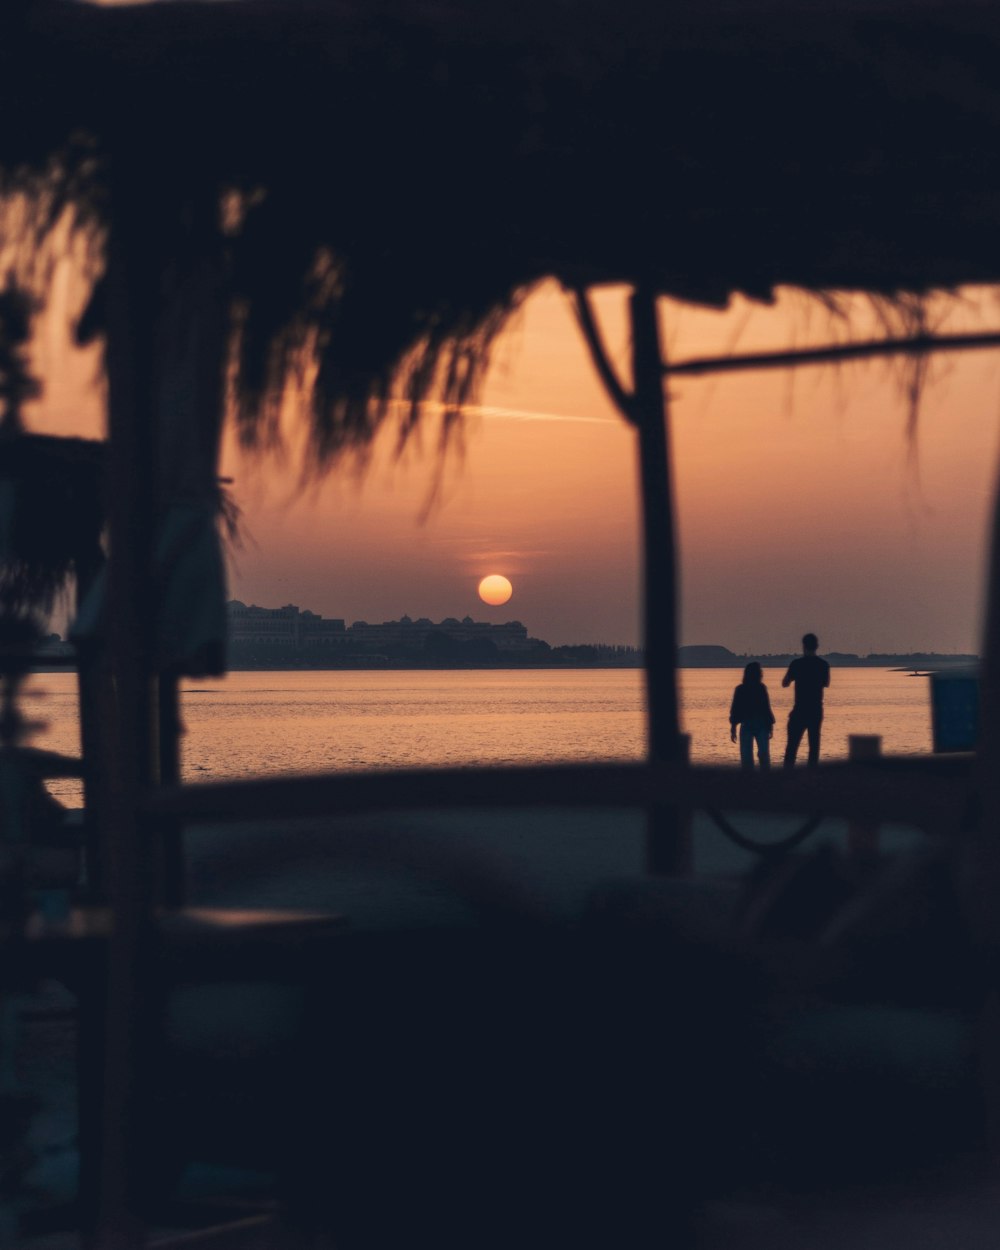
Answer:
[
  {"xmin": 389, "ymin": 399, "xmax": 616, "ymax": 426},
  {"xmin": 470, "ymin": 403, "xmax": 616, "ymax": 425}
]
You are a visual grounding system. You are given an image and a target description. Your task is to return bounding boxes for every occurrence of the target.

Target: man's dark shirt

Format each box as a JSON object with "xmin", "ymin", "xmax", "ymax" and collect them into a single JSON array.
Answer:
[{"xmin": 784, "ymin": 654, "xmax": 830, "ymax": 718}]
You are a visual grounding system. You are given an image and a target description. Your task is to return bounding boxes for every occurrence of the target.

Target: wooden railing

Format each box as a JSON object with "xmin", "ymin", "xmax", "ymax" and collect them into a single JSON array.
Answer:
[{"xmin": 145, "ymin": 752, "xmax": 977, "ymax": 845}]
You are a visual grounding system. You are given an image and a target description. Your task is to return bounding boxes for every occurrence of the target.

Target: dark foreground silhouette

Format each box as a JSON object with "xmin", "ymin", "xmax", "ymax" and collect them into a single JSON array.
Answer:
[{"xmin": 124, "ymin": 827, "xmax": 984, "ymax": 1250}]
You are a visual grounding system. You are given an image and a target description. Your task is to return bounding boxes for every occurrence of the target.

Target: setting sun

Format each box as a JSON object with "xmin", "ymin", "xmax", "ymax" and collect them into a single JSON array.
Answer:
[{"xmin": 478, "ymin": 574, "xmax": 513, "ymax": 606}]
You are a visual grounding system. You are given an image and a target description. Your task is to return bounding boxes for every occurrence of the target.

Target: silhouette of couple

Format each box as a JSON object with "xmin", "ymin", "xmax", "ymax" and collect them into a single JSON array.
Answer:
[{"xmin": 728, "ymin": 633, "xmax": 831, "ymax": 771}]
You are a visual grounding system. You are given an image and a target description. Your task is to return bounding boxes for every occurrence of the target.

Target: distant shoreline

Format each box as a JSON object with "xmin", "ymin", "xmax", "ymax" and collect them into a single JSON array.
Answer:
[
  {"xmin": 676, "ymin": 645, "xmax": 978, "ymax": 670},
  {"xmin": 216, "ymin": 651, "xmax": 976, "ymax": 673},
  {"xmin": 30, "ymin": 646, "xmax": 978, "ymax": 674}
]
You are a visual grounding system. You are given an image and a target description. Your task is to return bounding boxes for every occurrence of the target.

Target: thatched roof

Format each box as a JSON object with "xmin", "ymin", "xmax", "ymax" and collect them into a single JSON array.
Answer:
[
  {"xmin": 4, "ymin": 0, "xmax": 1000, "ymax": 455},
  {"xmin": 0, "ymin": 433, "xmax": 105, "ymax": 612}
]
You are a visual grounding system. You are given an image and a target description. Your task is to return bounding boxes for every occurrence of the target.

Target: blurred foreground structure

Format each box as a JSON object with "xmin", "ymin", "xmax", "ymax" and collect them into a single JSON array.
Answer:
[{"xmin": 5, "ymin": 1, "xmax": 1000, "ymax": 1245}]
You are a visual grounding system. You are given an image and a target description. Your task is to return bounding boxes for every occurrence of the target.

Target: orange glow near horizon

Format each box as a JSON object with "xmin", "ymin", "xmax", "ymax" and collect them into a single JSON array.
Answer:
[{"xmin": 21, "ymin": 272, "xmax": 1000, "ymax": 654}]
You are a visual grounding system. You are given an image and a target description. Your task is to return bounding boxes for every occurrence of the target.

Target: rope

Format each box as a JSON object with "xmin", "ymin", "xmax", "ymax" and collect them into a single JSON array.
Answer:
[{"xmin": 704, "ymin": 807, "xmax": 825, "ymax": 856}]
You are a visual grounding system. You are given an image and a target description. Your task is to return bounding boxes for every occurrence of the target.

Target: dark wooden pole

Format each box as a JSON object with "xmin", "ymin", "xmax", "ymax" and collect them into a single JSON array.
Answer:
[
  {"xmin": 158, "ymin": 673, "xmax": 185, "ymax": 907},
  {"xmin": 963, "ymin": 445, "xmax": 1000, "ymax": 1152},
  {"xmin": 85, "ymin": 169, "xmax": 161, "ymax": 1250},
  {"xmin": 630, "ymin": 288, "xmax": 687, "ymax": 872},
  {"xmin": 964, "ymin": 448, "xmax": 1000, "ymax": 949},
  {"xmin": 631, "ymin": 287, "xmax": 681, "ymax": 761},
  {"xmin": 979, "ymin": 454, "xmax": 1000, "ymax": 786},
  {"xmin": 570, "ymin": 284, "xmax": 687, "ymax": 872},
  {"xmin": 73, "ymin": 543, "xmax": 109, "ymax": 902}
]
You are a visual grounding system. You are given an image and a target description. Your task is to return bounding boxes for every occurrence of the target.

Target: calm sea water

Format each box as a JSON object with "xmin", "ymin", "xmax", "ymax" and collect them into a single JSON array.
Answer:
[{"xmin": 24, "ymin": 667, "xmax": 934, "ymax": 807}]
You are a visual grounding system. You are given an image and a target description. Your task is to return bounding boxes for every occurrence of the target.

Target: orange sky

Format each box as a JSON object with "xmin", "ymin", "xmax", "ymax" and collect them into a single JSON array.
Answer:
[{"xmin": 25, "ymin": 275, "xmax": 1000, "ymax": 654}]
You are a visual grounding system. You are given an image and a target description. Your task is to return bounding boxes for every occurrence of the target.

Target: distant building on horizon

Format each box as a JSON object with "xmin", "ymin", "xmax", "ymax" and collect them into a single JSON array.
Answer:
[
  {"xmin": 227, "ymin": 601, "xmax": 348, "ymax": 647},
  {"xmin": 227, "ymin": 602, "xmax": 541, "ymax": 653},
  {"xmin": 349, "ymin": 614, "xmax": 536, "ymax": 653}
]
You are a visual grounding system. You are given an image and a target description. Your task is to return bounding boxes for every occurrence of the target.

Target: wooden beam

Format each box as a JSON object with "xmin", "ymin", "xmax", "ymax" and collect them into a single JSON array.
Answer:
[
  {"xmin": 662, "ymin": 329, "xmax": 1000, "ymax": 378},
  {"xmin": 569, "ymin": 287, "xmax": 638, "ymax": 424},
  {"xmin": 146, "ymin": 755, "xmax": 974, "ymax": 838}
]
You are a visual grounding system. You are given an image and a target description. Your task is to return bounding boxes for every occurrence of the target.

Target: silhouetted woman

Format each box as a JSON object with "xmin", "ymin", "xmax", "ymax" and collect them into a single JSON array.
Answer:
[{"xmin": 729, "ymin": 662, "xmax": 775, "ymax": 771}]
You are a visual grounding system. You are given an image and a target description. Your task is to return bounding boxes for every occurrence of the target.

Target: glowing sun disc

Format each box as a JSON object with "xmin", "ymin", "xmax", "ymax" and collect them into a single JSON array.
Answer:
[{"xmin": 478, "ymin": 574, "xmax": 513, "ymax": 606}]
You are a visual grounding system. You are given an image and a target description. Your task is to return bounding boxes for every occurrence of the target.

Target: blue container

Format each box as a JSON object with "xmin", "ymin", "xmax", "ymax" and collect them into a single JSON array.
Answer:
[{"xmin": 929, "ymin": 668, "xmax": 979, "ymax": 753}]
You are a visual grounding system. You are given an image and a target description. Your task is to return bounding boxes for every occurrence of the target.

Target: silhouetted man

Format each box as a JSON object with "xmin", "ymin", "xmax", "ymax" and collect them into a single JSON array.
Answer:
[{"xmin": 782, "ymin": 633, "xmax": 830, "ymax": 768}]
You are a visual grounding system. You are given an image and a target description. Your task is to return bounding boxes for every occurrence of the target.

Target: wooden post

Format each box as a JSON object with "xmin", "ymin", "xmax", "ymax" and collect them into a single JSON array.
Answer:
[
  {"xmin": 964, "ymin": 446, "xmax": 1000, "ymax": 1157},
  {"xmin": 148, "ymin": 189, "xmax": 228, "ymax": 912},
  {"xmin": 73, "ymin": 544, "xmax": 107, "ymax": 902},
  {"xmin": 961, "ymin": 448, "xmax": 1000, "ymax": 954},
  {"xmin": 85, "ymin": 169, "xmax": 162, "ymax": 1250},
  {"xmin": 630, "ymin": 288, "xmax": 685, "ymax": 873},
  {"xmin": 158, "ymin": 674, "xmax": 185, "ymax": 908},
  {"xmin": 979, "ymin": 452, "xmax": 1000, "ymax": 805},
  {"xmin": 672, "ymin": 734, "xmax": 693, "ymax": 874},
  {"xmin": 570, "ymin": 284, "xmax": 685, "ymax": 874},
  {"xmin": 630, "ymin": 287, "xmax": 681, "ymax": 760},
  {"xmin": 847, "ymin": 734, "xmax": 881, "ymax": 859}
]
